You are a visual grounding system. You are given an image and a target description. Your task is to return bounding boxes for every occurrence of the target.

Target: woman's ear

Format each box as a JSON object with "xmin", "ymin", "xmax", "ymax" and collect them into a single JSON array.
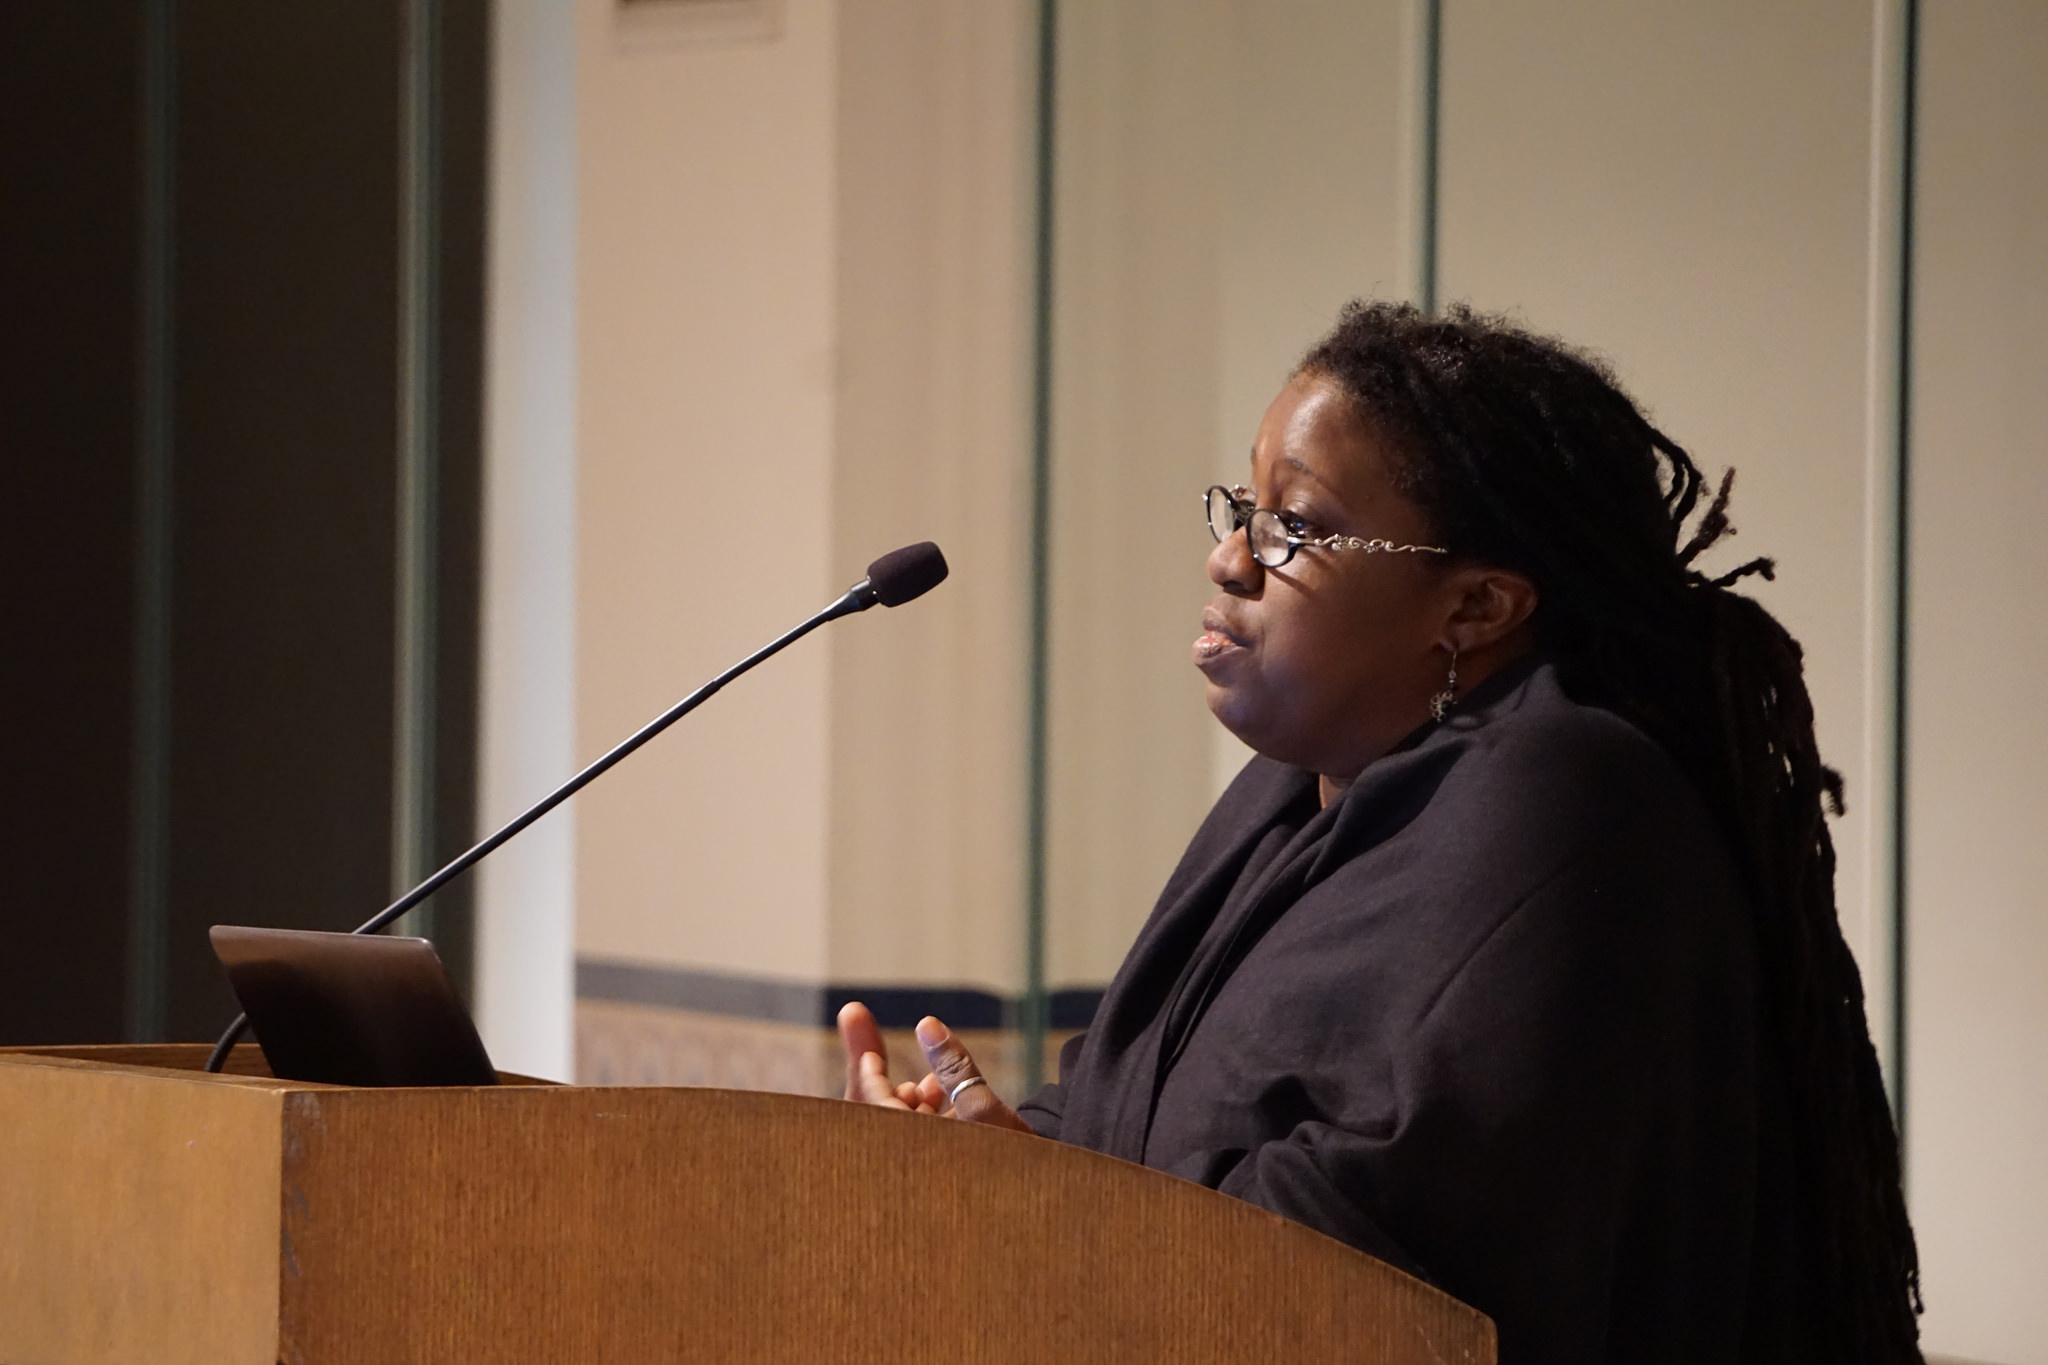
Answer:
[{"xmin": 1444, "ymin": 564, "xmax": 1540, "ymax": 653}]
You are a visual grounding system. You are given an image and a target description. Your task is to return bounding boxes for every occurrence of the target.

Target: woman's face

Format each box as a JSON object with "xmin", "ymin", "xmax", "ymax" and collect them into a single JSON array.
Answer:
[{"xmin": 1195, "ymin": 372, "xmax": 1460, "ymax": 781}]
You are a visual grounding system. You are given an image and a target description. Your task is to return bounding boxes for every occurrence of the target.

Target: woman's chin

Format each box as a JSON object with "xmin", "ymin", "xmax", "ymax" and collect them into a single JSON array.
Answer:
[
  {"xmin": 1205, "ymin": 688, "xmax": 1329, "ymax": 773},
  {"xmin": 1202, "ymin": 681, "xmax": 1262, "ymax": 746}
]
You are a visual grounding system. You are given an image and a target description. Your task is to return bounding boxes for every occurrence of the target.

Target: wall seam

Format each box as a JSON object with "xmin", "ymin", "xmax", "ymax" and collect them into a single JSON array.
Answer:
[
  {"xmin": 393, "ymin": 0, "xmax": 443, "ymax": 930},
  {"xmin": 1887, "ymin": 0, "xmax": 1919, "ymax": 1148},
  {"xmin": 126, "ymin": 0, "xmax": 175, "ymax": 1043},
  {"xmin": 1862, "ymin": 0, "xmax": 1918, "ymax": 1135},
  {"xmin": 1406, "ymin": 0, "xmax": 1441, "ymax": 313},
  {"xmin": 1020, "ymin": 0, "xmax": 1059, "ymax": 1092}
]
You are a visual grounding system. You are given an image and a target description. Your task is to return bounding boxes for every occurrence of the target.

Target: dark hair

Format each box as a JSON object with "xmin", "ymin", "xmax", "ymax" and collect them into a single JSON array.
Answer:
[{"xmin": 1299, "ymin": 300, "xmax": 1920, "ymax": 1361}]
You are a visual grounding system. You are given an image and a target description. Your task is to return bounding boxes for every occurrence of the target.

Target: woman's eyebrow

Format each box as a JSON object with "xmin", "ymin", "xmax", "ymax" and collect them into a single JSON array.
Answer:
[{"xmin": 1282, "ymin": 455, "xmax": 1337, "ymax": 493}]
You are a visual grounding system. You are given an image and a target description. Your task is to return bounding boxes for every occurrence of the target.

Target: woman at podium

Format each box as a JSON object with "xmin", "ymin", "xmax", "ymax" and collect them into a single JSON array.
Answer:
[{"xmin": 840, "ymin": 302, "xmax": 1922, "ymax": 1363}]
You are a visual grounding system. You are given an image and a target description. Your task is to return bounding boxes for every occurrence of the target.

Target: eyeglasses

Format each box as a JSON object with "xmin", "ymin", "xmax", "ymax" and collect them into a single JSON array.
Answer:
[{"xmin": 1204, "ymin": 485, "xmax": 1448, "ymax": 569}]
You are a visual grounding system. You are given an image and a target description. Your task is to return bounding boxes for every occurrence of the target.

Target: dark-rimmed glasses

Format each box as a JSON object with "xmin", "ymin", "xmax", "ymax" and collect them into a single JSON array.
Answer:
[{"xmin": 1204, "ymin": 485, "xmax": 1448, "ymax": 569}]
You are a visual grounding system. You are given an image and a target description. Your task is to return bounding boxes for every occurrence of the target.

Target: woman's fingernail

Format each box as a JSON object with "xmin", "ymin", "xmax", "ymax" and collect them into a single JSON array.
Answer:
[{"xmin": 915, "ymin": 1017, "xmax": 946, "ymax": 1048}]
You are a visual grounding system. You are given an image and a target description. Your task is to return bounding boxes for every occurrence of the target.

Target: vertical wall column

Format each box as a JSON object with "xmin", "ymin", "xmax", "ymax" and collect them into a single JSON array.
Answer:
[
  {"xmin": 475, "ymin": 0, "xmax": 581, "ymax": 1081},
  {"xmin": 1904, "ymin": 4, "xmax": 2048, "ymax": 1357},
  {"xmin": 0, "ymin": 3, "xmax": 150, "ymax": 1045},
  {"xmin": 1860, "ymin": 0, "xmax": 1916, "ymax": 1106}
]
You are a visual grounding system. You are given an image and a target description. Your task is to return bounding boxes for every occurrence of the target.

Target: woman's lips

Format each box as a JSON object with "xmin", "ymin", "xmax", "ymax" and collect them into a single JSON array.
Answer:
[{"xmin": 1194, "ymin": 610, "xmax": 1248, "ymax": 665}]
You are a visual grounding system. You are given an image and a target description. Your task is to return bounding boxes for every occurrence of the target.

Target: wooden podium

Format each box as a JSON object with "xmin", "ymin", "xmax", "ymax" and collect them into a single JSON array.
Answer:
[{"xmin": 0, "ymin": 1045, "xmax": 1495, "ymax": 1364}]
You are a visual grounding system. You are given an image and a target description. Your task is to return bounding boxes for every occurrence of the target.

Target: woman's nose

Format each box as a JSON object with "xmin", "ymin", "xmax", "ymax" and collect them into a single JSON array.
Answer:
[{"xmin": 1208, "ymin": 526, "xmax": 1263, "ymax": 595}]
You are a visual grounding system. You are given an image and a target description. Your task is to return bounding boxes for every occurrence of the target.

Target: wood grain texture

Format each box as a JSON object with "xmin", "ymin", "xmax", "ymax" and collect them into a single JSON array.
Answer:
[
  {"xmin": 277, "ymin": 1086, "xmax": 1494, "ymax": 1363},
  {"xmin": 0, "ymin": 1051, "xmax": 284, "ymax": 1365},
  {"xmin": 0, "ymin": 1048, "xmax": 1494, "ymax": 1363}
]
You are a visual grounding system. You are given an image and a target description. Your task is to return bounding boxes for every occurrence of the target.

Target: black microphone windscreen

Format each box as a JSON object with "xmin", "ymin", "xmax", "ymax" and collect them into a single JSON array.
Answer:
[{"xmin": 866, "ymin": 542, "xmax": 949, "ymax": 607}]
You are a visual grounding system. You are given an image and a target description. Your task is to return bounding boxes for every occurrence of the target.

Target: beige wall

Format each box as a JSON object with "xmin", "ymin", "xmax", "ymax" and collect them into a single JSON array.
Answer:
[
  {"xmin": 1906, "ymin": 4, "xmax": 2048, "ymax": 1359},
  {"xmin": 575, "ymin": 0, "xmax": 840, "ymax": 982},
  {"xmin": 1042, "ymin": 0, "xmax": 1231, "ymax": 987},
  {"xmin": 571, "ymin": 0, "xmax": 1034, "ymax": 1005},
  {"xmin": 1044, "ymin": 0, "xmax": 1410, "ymax": 986},
  {"xmin": 827, "ymin": 0, "xmax": 1035, "ymax": 990}
]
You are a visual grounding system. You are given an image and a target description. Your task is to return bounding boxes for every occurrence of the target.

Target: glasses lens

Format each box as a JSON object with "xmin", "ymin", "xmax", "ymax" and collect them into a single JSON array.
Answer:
[
  {"xmin": 1206, "ymin": 487, "xmax": 1240, "ymax": 544},
  {"xmin": 1248, "ymin": 510, "xmax": 1291, "ymax": 567}
]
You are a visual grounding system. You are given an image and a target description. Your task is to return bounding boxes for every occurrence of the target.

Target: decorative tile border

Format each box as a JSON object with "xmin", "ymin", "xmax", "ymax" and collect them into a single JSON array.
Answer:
[
  {"xmin": 573, "ymin": 960, "xmax": 1099, "ymax": 1099},
  {"xmin": 575, "ymin": 957, "xmax": 1103, "ymax": 1030}
]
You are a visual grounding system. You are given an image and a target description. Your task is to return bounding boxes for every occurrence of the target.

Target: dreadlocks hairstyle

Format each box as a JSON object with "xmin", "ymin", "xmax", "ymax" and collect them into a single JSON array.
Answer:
[{"xmin": 1298, "ymin": 301, "xmax": 1921, "ymax": 1362}]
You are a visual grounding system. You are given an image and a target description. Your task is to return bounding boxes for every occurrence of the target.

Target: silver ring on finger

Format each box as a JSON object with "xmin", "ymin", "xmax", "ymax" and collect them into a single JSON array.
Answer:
[{"xmin": 949, "ymin": 1074, "xmax": 989, "ymax": 1104}]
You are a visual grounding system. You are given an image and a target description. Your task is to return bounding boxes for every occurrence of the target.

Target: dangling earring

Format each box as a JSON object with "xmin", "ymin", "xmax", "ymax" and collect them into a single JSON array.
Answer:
[{"xmin": 1430, "ymin": 644, "xmax": 1460, "ymax": 723}]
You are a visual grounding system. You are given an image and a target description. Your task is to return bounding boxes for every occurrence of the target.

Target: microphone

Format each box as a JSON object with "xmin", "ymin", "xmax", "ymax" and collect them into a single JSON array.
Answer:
[
  {"xmin": 203, "ymin": 542, "xmax": 950, "ymax": 1073},
  {"xmin": 855, "ymin": 540, "xmax": 948, "ymax": 608}
]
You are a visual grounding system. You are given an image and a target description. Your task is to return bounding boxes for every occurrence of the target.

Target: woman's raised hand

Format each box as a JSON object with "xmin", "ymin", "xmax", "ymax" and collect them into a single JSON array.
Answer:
[
  {"xmin": 837, "ymin": 1000, "xmax": 927, "ymax": 1111},
  {"xmin": 835, "ymin": 1001, "xmax": 1033, "ymax": 1132}
]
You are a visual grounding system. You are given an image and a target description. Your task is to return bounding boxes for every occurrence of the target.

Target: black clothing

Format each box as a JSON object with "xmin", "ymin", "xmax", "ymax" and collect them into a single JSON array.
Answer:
[{"xmin": 1019, "ymin": 661, "xmax": 1775, "ymax": 1363}]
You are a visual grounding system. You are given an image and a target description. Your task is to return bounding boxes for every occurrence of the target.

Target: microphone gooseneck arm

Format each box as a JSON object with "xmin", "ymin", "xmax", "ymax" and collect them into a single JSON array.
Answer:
[{"xmin": 202, "ymin": 575, "xmax": 901, "ymax": 1075}]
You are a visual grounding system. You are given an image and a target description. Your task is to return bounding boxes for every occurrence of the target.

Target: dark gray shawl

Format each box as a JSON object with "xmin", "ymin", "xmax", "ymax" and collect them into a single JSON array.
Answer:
[{"xmin": 1020, "ymin": 660, "xmax": 1781, "ymax": 1362}]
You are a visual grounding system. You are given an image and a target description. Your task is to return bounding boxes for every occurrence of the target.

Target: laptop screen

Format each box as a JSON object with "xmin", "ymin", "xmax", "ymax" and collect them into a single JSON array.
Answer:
[{"xmin": 210, "ymin": 925, "xmax": 498, "ymax": 1087}]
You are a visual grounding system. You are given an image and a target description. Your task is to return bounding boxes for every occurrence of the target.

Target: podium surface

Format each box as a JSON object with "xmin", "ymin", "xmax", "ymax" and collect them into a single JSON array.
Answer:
[{"xmin": 0, "ymin": 1045, "xmax": 1494, "ymax": 1363}]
